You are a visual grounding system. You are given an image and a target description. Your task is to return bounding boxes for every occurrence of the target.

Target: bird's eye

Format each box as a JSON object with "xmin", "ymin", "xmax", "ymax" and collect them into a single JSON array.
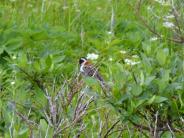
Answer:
[
  {"xmin": 79, "ymin": 57, "xmax": 86, "ymax": 64},
  {"xmin": 79, "ymin": 59, "xmax": 84, "ymax": 64}
]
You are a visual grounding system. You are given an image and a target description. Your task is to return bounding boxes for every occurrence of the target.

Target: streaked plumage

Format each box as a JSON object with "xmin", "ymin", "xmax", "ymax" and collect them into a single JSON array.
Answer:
[{"xmin": 79, "ymin": 57, "xmax": 104, "ymax": 85}]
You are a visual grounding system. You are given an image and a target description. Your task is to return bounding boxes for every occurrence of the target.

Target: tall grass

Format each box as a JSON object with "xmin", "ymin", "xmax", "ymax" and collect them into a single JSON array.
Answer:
[{"xmin": 0, "ymin": 0, "xmax": 183, "ymax": 137}]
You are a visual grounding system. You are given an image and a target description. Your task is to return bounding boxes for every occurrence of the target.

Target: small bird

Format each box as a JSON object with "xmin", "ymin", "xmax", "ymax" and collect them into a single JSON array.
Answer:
[{"xmin": 79, "ymin": 57, "xmax": 105, "ymax": 87}]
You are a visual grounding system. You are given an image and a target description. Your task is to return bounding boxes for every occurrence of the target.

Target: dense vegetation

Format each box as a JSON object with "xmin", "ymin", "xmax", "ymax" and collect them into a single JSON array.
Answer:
[{"xmin": 0, "ymin": 0, "xmax": 184, "ymax": 137}]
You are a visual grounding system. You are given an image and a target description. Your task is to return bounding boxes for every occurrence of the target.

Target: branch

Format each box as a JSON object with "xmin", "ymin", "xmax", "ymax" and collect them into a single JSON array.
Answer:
[
  {"xmin": 67, "ymin": 79, "xmax": 84, "ymax": 106},
  {"xmin": 153, "ymin": 111, "xmax": 158, "ymax": 138},
  {"xmin": 16, "ymin": 111, "xmax": 38, "ymax": 128},
  {"xmin": 129, "ymin": 119, "xmax": 184, "ymax": 133},
  {"xmin": 167, "ymin": 122, "xmax": 175, "ymax": 138},
  {"xmin": 107, "ymin": 128, "xmax": 125, "ymax": 137},
  {"xmin": 16, "ymin": 66, "xmax": 46, "ymax": 93},
  {"xmin": 135, "ymin": 0, "xmax": 184, "ymax": 44},
  {"xmin": 104, "ymin": 120, "xmax": 120, "ymax": 138}
]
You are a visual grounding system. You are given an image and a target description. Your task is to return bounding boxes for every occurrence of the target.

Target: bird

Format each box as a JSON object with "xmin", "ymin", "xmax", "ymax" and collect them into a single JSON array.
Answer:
[{"xmin": 79, "ymin": 57, "xmax": 105, "ymax": 87}]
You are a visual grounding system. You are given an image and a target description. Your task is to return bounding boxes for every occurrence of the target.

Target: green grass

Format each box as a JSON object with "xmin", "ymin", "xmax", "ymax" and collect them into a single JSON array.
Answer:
[{"xmin": 0, "ymin": 0, "xmax": 184, "ymax": 137}]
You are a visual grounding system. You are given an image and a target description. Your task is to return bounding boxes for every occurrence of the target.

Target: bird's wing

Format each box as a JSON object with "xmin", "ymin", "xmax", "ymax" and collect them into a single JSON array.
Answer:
[
  {"xmin": 83, "ymin": 65, "xmax": 104, "ymax": 82},
  {"xmin": 83, "ymin": 65, "xmax": 96, "ymax": 76}
]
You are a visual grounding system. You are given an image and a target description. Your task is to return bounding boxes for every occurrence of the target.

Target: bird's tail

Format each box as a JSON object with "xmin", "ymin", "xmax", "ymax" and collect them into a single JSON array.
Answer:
[
  {"xmin": 96, "ymin": 74, "xmax": 111, "ymax": 96},
  {"xmin": 96, "ymin": 73, "xmax": 104, "ymax": 83}
]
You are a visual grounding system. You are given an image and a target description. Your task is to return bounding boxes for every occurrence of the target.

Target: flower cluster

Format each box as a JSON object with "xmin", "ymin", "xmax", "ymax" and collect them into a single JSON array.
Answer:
[
  {"xmin": 154, "ymin": 0, "xmax": 171, "ymax": 6},
  {"xmin": 163, "ymin": 21, "xmax": 175, "ymax": 28},
  {"xmin": 124, "ymin": 59, "xmax": 140, "ymax": 66},
  {"xmin": 86, "ymin": 53, "xmax": 99, "ymax": 60}
]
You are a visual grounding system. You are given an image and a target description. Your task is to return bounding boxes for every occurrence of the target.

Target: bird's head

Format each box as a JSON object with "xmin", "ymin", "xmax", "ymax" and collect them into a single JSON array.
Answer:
[{"xmin": 79, "ymin": 57, "xmax": 87, "ymax": 65}]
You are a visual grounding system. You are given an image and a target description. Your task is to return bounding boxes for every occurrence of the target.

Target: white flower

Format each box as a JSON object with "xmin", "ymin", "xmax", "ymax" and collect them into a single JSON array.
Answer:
[
  {"xmin": 150, "ymin": 37, "xmax": 158, "ymax": 41},
  {"xmin": 33, "ymin": 9, "xmax": 38, "ymax": 13},
  {"xmin": 62, "ymin": 6, "xmax": 68, "ymax": 10},
  {"xmin": 147, "ymin": 6, "xmax": 152, "ymax": 11},
  {"xmin": 165, "ymin": 15, "xmax": 174, "ymax": 19},
  {"xmin": 180, "ymin": 117, "xmax": 184, "ymax": 122},
  {"xmin": 163, "ymin": 22, "xmax": 175, "ymax": 28},
  {"xmin": 132, "ymin": 55, "xmax": 139, "ymax": 58},
  {"xmin": 76, "ymin": 9, "xmax": 80, "ymax": 12},
  {"xmin": 124, "ymin": 59, "xmax": 140, "ymax": 66},
  {"xmin": 28, "ymin": 4, "xmax": 33, "ymax": 8},
  {"xmin": 12, "ymin": 55, "xmax": 16, "ymax": 59},
  {"xmin": 120, "ymin": 50, "xmax": 127, "ymax": 54},
  {"xmin": 11, "ymin": 81, "xmax": 15, "ymax": 85},
  {"xmin": 86, "ymin": 53, "xmax": 99, "ymax": 60},
  {"xmin": 109, "ymin": 57, "xmax": 113, "ymax": 61},
  {"xmin": 107, "ymin": 31, "xmax": 113, "ymax": 35},
  {"xmin": 154, "ymin": 0, "xmax": 170, "ymax": 6},
  {"xmin": 10, "ymin": 0, "xmax": 16, "ymax": 2},
  {"xmin": 97, "ymin": 7, "xmax": 102, "ymax": 10}
]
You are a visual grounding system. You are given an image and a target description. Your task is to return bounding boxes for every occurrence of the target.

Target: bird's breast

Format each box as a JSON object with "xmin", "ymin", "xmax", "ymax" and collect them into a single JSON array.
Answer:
[{"xmin": 80, "ymin": 64, "xmax": 85, "ymax": 72}]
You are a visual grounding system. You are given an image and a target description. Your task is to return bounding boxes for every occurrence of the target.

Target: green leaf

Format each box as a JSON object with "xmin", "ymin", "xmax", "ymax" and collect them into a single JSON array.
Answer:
[
  {"xmin": 40, "ymin": 119, "xmax": 48, "ymax": 130},
  {"xmin": 109, "ymin": 39, "xmax": 122, "ymax": 46},
  {"xmin": 140, "ymin": 71, "xmax": 144, "ymax": 86},
  {"xmin": 33, "ymin": 61, "xmax": 41, "ymax": 72},
  {"xmin": 147, "ymin": 95, "xmax": 156, "ymax": 104},
  {"xmin": 161, "ymin": 69, "xmax": 170, "ymax": 82},
  {"xmin": 156, "ymin": 48, "xmax": 169, "ymax": 65},
  {"xmin": 45, "ymin": 55, "xmax": 54, "ymax": 71},
  {"xmin": 19, "ymin": 53, "xmax": 27, "ymax": 67},
  {"xmin": 131, "ymin": 84, "xmax": 142, "ymax": 96},
  {"xmin": 84, "ymin": 77, "xmax": 98, "ymax": 86},
  {"xmin": 147, "ymin": 95, "xmax": 168, "ymax": 104},
  {"xmin": 5, "ymin": 38, "xmax": 22, "ymax": 51},
  {"xmin": 161, "ymin": 131, "xmax": 172, "ymax": 138},
  {"xmin": 154, "ymin": 96, "xmax": 168, "ymax": 103},
  {"xmin": 30, "ymin": 31, "xmax": 49, "ymax": 41},
  {"xmin": 142, "ymin": 42, "xmax": 151, "ymax": 54},
  {"xmin": 18, "ymin": 128, "xmax": 29, "ymax": 136},
  {"xmin": 45, "ymin": 56, "xmax": 52, "ymax": 67},
  {"xmin": 0, "ymin": 46, "xmax": 4, "ymax": 54},
  {"xmin": 39, "ymin": 119, "xmax": 53, "ymax": 137},
  {"xmin": 145, "ymin": 76, "xmax": 155, "ymax": 85},
  {"xmin": 134, "ymin": 99, "xmax": 146, "ymax": 108}
]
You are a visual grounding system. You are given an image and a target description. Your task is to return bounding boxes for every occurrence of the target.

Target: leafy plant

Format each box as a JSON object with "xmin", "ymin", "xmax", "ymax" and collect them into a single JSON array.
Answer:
[{"xmin": 0, "ymin": 0, "xmax": 183, "ymax": 137}]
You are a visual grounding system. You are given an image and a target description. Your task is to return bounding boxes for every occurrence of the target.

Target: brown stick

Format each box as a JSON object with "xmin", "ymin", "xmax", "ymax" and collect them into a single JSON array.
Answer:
[{"xmin": 104, "ymin": 120, "xmax": 120, "ymax": 138}]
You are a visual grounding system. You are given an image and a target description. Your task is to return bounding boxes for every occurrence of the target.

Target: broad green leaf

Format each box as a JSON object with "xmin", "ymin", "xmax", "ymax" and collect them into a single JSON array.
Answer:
[
  {"xmin": 140, "ymin": 71, "xmax": 144, "ymax": 86},
  {"xmin": 0, "ymin": 46, "xmax": 4, "ymax": 54},
  {"xmin": 33, "ymin": 61, "xmax": 41, "ymax": 72},
  {"xmin": 5, "ymin": 38, "xmax": 22, "ymax": 51},
  {"xmin": 18, "ymin": 128, "xmax": 29, "ymax": 136},
  {"xmin": 156, "ymin": 48, "xmax": 169, "ymax": 65},
  {"xmin": 45, "ymin": 55, "xmax": 52, "ymax": 68},
  {"xmin": 40, "ymin": 119, "xmax": 48, "ymax": 131},
  {"xmin": 128, "ymin": 100, "xmax": 136, "ymax": 114},
  {"xmin": 109, "ymin": 39, "xmax": 122, "ymax": 46},
  {"xmin": 131, "ymin": 84, "xmax": 142, "ymax": 96},
  {"xmin": 161, "ymin": 69, "xmax": 170, "ymax": 82},
  {"xmin": 45, "ymin": 55, "xmax": 54, "ymax": 72},
  {"xmin": 145, "ymin": 76, "xmax": 155, "ymax": 85},
  {"xmin": 142, "ymin": 42, "xmax": 151, "ymax": 54},
  {"xmin": 161, "ymin": 131, "xmax": 172, "ymax": 138},
  {"xmin": 30, "ymin": 31, "xmax": 49, "ymax": 41},
  {"xmin": 147, "ymin": 95, "xmax": 168, "ymax": 104},
  {"xmin": 84, "ymin": 77, "xmax": 99, "ymax": 86},
  {"xmin": 154, "ymin": 96, "xmax": 168, "ymax": 103},
  {"xmin": 39, "ymin": 119, "xmax": 54, "ymax": 138},
  {"xmin": 134, "ymin": 99, "xmax": 146, "ymax": 108},
  {"xmin": 147, "ymin": 95, "xmax": 156, "ymax": 104},
  {"xmin": 19, "ymin": 53, "xmax": 27, "ymax": 67}
]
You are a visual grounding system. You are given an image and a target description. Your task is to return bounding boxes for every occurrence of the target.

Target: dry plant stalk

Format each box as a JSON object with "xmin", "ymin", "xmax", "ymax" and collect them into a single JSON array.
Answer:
[
  {"xmin": 16, "ymin": 68, "xmax": 95, "ymax": 137},
  {"xmin": 135, "ymin": 0, "xmax": 184, "ymax": 44}
]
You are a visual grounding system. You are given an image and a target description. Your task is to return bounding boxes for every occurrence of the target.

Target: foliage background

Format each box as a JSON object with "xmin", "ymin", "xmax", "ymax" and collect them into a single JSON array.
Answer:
[{"xmin": 0, "ymin": 0, "xmax": 184, "ymax": 137}]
